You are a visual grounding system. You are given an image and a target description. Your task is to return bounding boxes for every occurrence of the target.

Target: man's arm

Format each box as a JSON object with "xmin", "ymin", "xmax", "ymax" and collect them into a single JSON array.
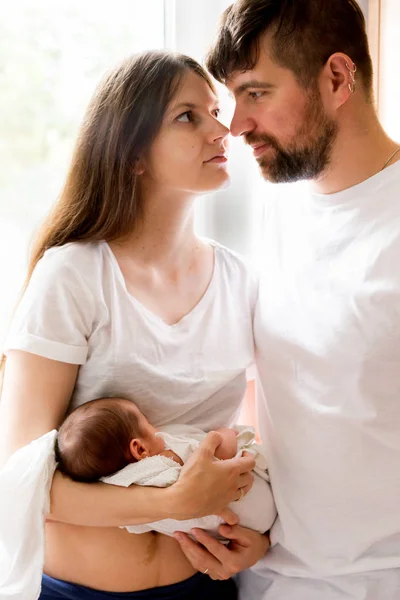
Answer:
[{"xmin": 174, "ymin": 524, "xmax": 270, "ymax": 580}]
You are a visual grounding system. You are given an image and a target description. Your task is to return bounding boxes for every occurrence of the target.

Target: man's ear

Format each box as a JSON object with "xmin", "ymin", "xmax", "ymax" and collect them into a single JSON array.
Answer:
[
  {"xmin": 129, "ymin": 438, "xmax": 149, "ymax": 461},
  {"xmin": 323, "ymin": 52, "xmax": 356, "ymax": 109}
]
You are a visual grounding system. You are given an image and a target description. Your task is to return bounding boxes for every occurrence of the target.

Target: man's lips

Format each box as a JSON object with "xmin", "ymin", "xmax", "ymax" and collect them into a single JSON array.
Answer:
[{"xmin": 251, "ymin": 143, "xmax": 272, "ymax": 158}]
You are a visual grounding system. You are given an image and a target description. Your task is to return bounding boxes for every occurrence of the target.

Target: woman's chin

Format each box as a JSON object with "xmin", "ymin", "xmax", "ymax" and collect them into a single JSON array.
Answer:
[
  {"xmin": 215, "ymin": 174, "xmax": 231, "ymax": 192},
  {"xmin": 198, "ymin": 171, "xmax": 231, "ymax": 194}
]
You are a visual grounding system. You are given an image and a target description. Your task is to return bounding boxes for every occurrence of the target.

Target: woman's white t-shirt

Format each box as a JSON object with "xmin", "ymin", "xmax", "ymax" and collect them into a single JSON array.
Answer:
[{"xmin": 4, "ymin": 240, "xmax": 257, "ymax": 430}]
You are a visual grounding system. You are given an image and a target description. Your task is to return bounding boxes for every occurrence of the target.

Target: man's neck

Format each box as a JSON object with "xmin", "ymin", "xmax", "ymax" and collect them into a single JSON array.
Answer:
[{"xmin": 311, "ymin": 113, "xmax": 400, "ymax": 195}]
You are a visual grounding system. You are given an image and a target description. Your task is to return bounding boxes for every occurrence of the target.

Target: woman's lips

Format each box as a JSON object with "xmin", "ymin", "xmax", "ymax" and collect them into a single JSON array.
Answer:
[{"xmin": 205, "ymin": 155, "xmax": 228, "ymax": 164}]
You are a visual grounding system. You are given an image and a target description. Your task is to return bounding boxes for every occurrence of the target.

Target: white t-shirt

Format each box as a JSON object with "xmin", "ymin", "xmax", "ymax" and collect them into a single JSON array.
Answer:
[
  {"xmin": 251, "ymin": 161, "xmax": 400, "ymax": 583},
  {"xmin": 4, "ymin": 240, "xmax": 257, "ymax": 431}
]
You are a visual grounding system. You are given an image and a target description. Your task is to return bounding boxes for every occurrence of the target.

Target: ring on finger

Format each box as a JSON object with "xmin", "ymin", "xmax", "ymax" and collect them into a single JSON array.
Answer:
[
  {"xmin": 203, "ymin": 568, "xmax": 210, "ymax": 575},
  {"xmin": 235, "ymin": 487, "xmax": 245, "ymax": 502}
]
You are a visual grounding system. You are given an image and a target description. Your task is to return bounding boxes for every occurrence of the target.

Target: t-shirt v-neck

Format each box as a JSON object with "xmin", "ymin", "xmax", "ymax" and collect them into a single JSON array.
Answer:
[{"xmin": 104, "ymin": 241, "xmax": 217, "ymax": 331}]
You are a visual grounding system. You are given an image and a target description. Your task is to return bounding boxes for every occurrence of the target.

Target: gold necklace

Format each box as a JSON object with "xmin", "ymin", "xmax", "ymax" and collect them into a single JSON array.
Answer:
[{"xmin": 381, "ymin": 147, "xmax": 400, "ymax": 171}]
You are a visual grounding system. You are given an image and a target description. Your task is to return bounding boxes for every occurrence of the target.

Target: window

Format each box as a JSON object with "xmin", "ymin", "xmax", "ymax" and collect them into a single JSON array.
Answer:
[
  {"xmin": 371, "ymin": 0, "xmax": 400, "ymax": 139},
  {"xmin": 0, "ymin": 1, "xmax": 167, "ymax": 342}
]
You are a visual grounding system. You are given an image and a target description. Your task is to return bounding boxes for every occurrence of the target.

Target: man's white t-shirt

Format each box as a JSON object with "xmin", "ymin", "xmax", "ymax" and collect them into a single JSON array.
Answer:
[
  {"xmin": 4, "ymin": 240, "xmax": 257, "ymax": 431},
  {"xmin": 252, "ymin": 161, "xmax": 400, "ymax": 581}
]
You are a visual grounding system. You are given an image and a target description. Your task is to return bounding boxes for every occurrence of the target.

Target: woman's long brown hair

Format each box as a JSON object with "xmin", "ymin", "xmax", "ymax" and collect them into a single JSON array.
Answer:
[{"xmin": 0, "ymin": 50, "xmax": 215, "ymax": 383}]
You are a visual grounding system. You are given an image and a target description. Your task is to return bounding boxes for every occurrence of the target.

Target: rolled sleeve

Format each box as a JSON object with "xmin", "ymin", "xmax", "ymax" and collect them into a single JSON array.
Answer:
[
  {"xmin": 3, "ymin": 246, "xmax": 96, "ymax": 365},
  {"xmin": 4, "ymin": 333, "xmax": 88, "ymax": 365}
]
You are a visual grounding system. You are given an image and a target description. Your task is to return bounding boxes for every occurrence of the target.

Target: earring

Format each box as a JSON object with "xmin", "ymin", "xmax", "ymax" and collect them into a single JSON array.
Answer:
[{"xmin": 345, "ymin": 61, "xmax": 357, "ymax": 94}]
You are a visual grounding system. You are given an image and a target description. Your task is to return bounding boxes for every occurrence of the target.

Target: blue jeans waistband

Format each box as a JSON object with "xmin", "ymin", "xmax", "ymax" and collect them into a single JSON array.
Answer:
[{"xmin": 39, "ymin": 572, "xmax": 237, "ymax": 599}]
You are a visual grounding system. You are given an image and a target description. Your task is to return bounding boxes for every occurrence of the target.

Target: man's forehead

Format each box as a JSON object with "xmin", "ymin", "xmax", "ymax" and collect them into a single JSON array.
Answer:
[
  {"xmin": 226, "ymin": 67, "xmax": 276, "ymax": 96},
  {"xmin": 226, "ymin": 49, "xmax": 296, "ymax": 97}
]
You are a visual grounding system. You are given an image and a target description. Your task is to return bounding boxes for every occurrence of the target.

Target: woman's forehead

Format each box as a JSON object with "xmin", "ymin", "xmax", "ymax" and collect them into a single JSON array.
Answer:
[{"xmin": 171, "ymin": 70, "xmax": 218, "ymax": 107}]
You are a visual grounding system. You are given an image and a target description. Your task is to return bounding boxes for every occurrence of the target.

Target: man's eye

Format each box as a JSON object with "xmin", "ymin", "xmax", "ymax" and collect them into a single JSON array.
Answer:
[
  {"xmin": 212, "ymin": 108, "xmax": 221, "ymax": 118},
  {"xmin": 249, "ymin": 91, "xmax": 266, "ymax": 99},
  {"xmin": 177, "ymin": 111, "xmax": 193, "ymax": 123}
]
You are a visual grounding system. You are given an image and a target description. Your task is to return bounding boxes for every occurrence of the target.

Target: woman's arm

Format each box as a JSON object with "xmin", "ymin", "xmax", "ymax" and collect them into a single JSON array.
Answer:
[
  {"xmin": 1, "ymin": 350, "xmax": 255, "ymax": 527},
  {"xmin": 0, "ymin": 350, "xmax": 77, "ymax": 465}
]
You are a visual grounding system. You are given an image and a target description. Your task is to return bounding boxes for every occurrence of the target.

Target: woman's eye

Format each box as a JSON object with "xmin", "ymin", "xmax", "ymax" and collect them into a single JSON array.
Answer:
[
  {"xmin": 177, "ymin": 111, "xmax": 193, "ymax": 123},
  {"xmin": 212, "ymin": 108, "xmax": 221, "ymax": 118}
]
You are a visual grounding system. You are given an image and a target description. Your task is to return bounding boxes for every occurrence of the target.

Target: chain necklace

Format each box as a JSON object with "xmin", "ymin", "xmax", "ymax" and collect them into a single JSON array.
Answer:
[{"xmin": 381, "ymin": 147, "xmax": 400, "ymax": 171}]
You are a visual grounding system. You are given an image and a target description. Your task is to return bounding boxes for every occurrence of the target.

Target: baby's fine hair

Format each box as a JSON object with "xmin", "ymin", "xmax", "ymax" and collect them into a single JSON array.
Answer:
[{"xmin": 56, "ymin": 397, "xmax": 142, "ymax": 482}]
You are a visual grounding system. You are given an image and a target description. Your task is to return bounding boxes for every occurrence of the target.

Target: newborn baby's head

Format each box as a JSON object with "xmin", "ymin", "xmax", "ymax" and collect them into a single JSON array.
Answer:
[{"xmin": 56, "ymin": 397, "xmax": 165, "ymax": 482}]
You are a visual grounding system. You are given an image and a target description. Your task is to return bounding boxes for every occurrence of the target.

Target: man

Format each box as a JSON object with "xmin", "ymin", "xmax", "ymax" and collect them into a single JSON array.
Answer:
[{"xmin": 175, "ymin": 1, "xmax": 400, "ymax": 598}]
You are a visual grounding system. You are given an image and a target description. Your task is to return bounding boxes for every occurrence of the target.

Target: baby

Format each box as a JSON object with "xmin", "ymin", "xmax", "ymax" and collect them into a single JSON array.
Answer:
[
  {"xmin": 56, "ymin": 397, "xmax": 277, "ymax": 537},
  {"xmin": 56, "ymin": 397, "xmax": 240, "ymax": 481}
]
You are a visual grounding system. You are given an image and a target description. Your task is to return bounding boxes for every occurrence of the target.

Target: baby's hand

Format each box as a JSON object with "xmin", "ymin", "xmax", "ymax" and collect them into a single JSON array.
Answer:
[{"xmin": 213, "ymin": 427, "xmax": 238, "ymax": 460}]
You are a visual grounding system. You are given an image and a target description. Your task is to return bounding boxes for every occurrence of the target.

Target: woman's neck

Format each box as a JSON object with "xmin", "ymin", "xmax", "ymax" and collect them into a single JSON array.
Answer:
[{"xmin": 111, "ymin": 184, "xmax": 200, "ymax": 270}]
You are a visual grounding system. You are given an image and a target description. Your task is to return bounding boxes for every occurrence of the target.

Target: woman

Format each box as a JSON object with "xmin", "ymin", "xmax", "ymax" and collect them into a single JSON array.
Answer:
[{"xmin": 0, "ymin": 51, "xmax": 268, "ymax": 599}]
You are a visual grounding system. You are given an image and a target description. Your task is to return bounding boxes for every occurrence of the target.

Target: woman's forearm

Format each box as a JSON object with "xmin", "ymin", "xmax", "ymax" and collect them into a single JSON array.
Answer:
[
  {"xmin": 49, "ymin": 434, "xmax": 256, "ymax": 527},
  {"xmin": 49, "ymin": 471, "xmax": 179, "ymax": 527}
]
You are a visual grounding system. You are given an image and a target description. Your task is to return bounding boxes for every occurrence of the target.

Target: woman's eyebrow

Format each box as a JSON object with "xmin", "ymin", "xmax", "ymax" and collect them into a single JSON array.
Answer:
[
  {"xmin": 172, "ymin": 102, "xmax": 197, "ymax": 111},
  {"xmin": 169, "ymin": 101, "xmax": 220, "ymax": 115}
]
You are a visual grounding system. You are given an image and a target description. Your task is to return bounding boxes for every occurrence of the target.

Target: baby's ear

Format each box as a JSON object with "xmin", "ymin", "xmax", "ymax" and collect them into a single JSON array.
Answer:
[{"xmin": 129, "ymin": 438, "xmax": 149, "ymax": 461}]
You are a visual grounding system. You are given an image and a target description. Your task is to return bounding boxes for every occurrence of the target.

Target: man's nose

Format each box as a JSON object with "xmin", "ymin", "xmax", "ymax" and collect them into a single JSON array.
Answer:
[{"xmin": 230, "ymin": 106, "xmax": 255, "ymax": 138}]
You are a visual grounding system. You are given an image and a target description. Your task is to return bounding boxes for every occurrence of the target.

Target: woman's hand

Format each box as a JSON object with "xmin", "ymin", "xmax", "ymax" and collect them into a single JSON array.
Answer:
[
  {"xmin": 170, "ymin": 431, "xmax": 255, "ymax": 520},
  {"xmin": 173, "ymin": 524, "xmax": 270, "ymax": 580}
]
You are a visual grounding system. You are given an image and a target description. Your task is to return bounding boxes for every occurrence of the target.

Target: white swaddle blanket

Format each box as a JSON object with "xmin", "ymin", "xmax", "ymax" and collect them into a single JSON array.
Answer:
[
  {"xmin": 0, "ymin": 430, "xmax": 57, "ymax": 600},
  {"xmin": 102, "ymin": 424, "xmax": 277, "ymax": 539}
]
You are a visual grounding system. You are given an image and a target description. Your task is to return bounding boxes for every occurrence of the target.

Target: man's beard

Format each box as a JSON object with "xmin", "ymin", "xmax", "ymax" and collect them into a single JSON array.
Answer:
[{"xmin": 246, "ymin": 88, "xmax": 338, "ymax": 184}]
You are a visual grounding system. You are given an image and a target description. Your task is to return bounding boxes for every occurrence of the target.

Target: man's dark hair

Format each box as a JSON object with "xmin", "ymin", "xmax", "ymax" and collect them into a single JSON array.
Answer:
[{"xmin": 206, "ymin": 0, "xmax": 373, "ymax": 97}]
